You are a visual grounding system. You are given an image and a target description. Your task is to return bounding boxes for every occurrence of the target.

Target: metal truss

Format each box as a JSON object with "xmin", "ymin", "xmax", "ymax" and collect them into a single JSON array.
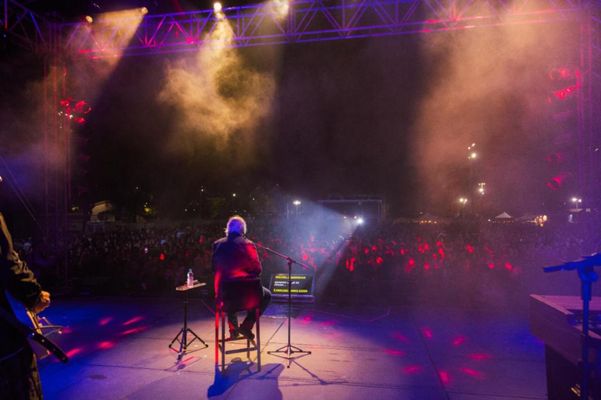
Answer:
[
  {"xmin": 62, "ymin": 0, "xmax": 589, "ymax": 57},
  {"xmin": 582, "ymin": 4, "xmax": 601, "ymax": 206},
  {"xmin": 1, "ymin": 0, "xmax": 50, "ymax": 51}
]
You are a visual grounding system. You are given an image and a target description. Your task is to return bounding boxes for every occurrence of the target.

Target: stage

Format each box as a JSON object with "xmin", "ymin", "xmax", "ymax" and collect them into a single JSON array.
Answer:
[{"xmin": 37, "ymin": 295, "xmax": 547, "ymax": 399}]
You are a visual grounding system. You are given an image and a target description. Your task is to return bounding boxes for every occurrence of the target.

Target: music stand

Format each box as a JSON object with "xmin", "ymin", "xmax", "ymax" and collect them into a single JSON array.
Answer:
[
  {"xmin": 169, "ymin": 280, "xmax": 208, "ymax": 361},
  {"xmin": 255, "ymin": 242, "xmax": 313, "ymax": 367},
  {"xmin": 545, "ymin": 253, "xmax": 601, "ymax": 400}
]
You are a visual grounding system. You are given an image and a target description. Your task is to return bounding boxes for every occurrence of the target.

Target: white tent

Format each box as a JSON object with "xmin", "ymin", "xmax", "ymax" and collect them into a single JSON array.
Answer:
[{"xmin": 494, "ymin": 211, "xmax": 512, "ymax": 219}]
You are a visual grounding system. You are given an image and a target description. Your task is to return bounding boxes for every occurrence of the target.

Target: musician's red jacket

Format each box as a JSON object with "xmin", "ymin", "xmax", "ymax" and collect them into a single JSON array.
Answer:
[{"xmin": 212, "ymin": 233, "xmax": 262, "ymax": 298}]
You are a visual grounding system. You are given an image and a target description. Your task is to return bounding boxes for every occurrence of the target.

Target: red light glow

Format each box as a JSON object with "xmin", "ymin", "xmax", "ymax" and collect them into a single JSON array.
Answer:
[
  {"xmin": 468, "ymin": 353, "xmax": 492, "ymax": 361},
  {"xmin": 66, "ymin": 347, "xmax": 84, "ymax": 358},
  {"xmin": 97, "ymin": 341, "xmax": 116, "ymax": 350},
  {"xmin": 460, "ymin": 367, "xmax": 485, "ymax": 379},
  {"xmin": 392, "ymin": 332, "xmax": 410, "ymax": 343},
  {"xmin": 403, "ymin": 365, "xmax": 423, "ymax": 375},
  {"xmin": 123, "ymin": 316, "xmax": 144, "ymax": 326},
  {"xmin": 421, "ymin": 327, "xmax": 433, "ymax": 340},
  {"xmin": 405, "ymin": 258, "xmax": 416, "ymax": 272},
  {"xmin": 438, "ymin": 370, "xmax": 450, "ymax": 385},
  {"xmin": 120, "ymin": 326, "xmax": 147, "ymax": 336},
  {"xmin": 384, "ymin": 349, "xmax": 405, "ymax": 357},
  {"xmin": 452, "ymin": 336, "xmax": 466, "ymax": 347},
  {"xmin": 345, "ymin": 257, "xmax": 356, "ymax": 272}
]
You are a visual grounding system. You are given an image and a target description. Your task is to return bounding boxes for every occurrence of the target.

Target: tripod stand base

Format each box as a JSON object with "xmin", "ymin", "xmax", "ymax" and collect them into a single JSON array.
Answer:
[
  {"xmin": 268, "ymin": 344, "xmax": 311, "ymax": 367},
  {"xmin": 169, "ymin": 327, "xmax": 208, "ymax": 360}
]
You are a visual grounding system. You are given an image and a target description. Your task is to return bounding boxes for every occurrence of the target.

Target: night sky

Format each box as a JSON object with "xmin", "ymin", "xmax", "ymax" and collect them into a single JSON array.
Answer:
[{"xmin": 0, "ymin": 8, "xmax": 581, "ymax": 220}]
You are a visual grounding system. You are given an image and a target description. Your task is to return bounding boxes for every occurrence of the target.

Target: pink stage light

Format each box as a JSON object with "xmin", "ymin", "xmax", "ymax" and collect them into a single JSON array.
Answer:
[
  {"xmin": 421, "ymin": 327, "xmax": 433, "ymax": 340},
  {"xmin": 384, "ymin": 349, "xmax": 405, "ymax": 357},
  {"xmin": 97, "ymin": 341, "xmax": 116, "ymax": 350},
  {"xmin": 468, "ymin": 353, "xmax": 492, "ymax": 361},
  {"xmin": 438, "ymin": 370, "xmax": 450, "ymax": 385},
  {"xmin": 65, "ymin": 347, "xmax": 84, "ymax": 358},
  {"xmin": 403, "ymin": 365, "xmax": 423, "ymax": 375},
  {"xmin": 460, "ymin": 367, "xmax": 485, "ymax": 379}
]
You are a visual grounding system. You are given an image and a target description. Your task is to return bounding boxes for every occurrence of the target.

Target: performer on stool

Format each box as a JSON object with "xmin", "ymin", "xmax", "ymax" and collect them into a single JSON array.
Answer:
[
  {"xmin": 212, "ymin": 215, "xmax": 271, "ymax": 341},
  {"xmin": 0, "ymin": 212, "xmax": 51, "ymax": 399}
]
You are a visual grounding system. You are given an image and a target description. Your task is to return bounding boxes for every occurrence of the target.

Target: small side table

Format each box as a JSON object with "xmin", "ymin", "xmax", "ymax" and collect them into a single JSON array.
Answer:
[{"xmin": 169, "ymin": 281, "xmax": 208, "ymax": 360}]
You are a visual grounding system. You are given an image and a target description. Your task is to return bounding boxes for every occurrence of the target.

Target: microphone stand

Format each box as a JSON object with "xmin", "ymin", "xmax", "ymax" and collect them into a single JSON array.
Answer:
[
  {"xmin": 255, "ymin": 241, "xmax": 313, "ymax": 367},
  {"xmin": 545, "ymin": 253, "xmax": 601, "ymax": 400}
]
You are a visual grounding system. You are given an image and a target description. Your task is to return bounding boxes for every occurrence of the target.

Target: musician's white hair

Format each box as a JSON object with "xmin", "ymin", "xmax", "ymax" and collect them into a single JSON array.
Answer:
[{"xmin": 226, "ymin": 215, "xmax": 247, "ymax": 235}]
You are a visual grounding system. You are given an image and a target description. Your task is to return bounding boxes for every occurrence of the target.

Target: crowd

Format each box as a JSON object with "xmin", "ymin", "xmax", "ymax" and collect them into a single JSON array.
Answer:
[{"xmin": 18, "ymin": 216, "xmax": 601, "ymax": 305}]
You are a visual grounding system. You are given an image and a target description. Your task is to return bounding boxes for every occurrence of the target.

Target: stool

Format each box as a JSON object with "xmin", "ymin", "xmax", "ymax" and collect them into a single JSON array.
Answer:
[
  {"xmin": 215, "ymin": 279, "xmax": 262, "ymax": 372},
  {"xmin": 169, "ymin": 281, "xmax": 208, "ymax": 360}
]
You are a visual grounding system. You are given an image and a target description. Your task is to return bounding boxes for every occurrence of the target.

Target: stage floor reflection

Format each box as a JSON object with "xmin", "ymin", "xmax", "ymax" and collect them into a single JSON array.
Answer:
[{"xmin": 38, "ymin": 296, "xmax": 546, "ymax": 400}]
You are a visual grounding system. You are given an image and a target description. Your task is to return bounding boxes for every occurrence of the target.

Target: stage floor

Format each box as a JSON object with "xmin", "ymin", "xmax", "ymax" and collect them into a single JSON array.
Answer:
[{"xmin": 37, "ymin": 296, "xmax": 547, "ymax": 400}]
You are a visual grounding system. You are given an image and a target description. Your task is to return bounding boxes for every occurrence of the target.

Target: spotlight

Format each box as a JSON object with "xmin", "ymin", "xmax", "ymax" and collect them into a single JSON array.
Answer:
[
  {"xmin": 214, "ymin": 2, "xmax": 223, "ymax": 13},
  {"xmin": 140, "ymin": 7, "xmax": 148, "ymax": 15},
  {"xmin": 354, "ymin": 216, "xmax": 365, "ymax": 225},
  {"xmin": 293, "ymin": 200, "xmax": 301, "ymax": 206},
  {"xmin": 85, "ymin": 15, "xmax": 94, "ymax": 24},
  {"xmin": 272, "ymin": 0, "xmax": 289, "ymax": 16}
]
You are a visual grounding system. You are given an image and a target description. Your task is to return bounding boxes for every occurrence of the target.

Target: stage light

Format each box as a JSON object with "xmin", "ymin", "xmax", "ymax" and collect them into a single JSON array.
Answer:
[
  {"xmin": 468, "ymin": 152, "xmax": 478, "ymax": 160},
  {"xmin": 272, "ymin": 0, "xmax": 289, "ymax": 17},
  {"xmin": 214, "ymin": 2, "xmax": 223, "ymax": 13},
  {"xmin": 354, "ymin": 216, "xmax": 365, "ymax": 225},
  {"xmin": 458, "ymin": 197, "xmax": 468, "ymax": 205},
  {"xmin": 85, "ymin": 15, "xmax": 94, "ymax": 24},
  {"xmin": 293, "ymin": 200, "xmax": 301, "ymax": 206},
  {"xmin": 140, "ymin": 7, "xmax": 148, "ymax": 15}
]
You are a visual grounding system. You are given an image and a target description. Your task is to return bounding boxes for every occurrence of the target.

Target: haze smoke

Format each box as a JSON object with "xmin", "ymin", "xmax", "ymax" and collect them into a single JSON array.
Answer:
[
  {"xmin": 412, "ymin": 9, "xmax": 576, "ymax": 213},
  {"xmin": 159, "ymin": 19, "xmax": 275, "ymax": 162}
]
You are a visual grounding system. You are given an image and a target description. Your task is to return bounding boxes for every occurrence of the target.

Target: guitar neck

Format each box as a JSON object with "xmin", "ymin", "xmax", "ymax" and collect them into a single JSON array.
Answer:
[{"xmin": 0, "ymin": 306, "xmax": 69, "ymax": 363}]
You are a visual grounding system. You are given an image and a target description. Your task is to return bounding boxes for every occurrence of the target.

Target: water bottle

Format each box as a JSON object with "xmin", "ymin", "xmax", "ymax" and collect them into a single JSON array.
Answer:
[{"xmin": 186, "ymin": 268, "xmax": 194, "ymax": 287}]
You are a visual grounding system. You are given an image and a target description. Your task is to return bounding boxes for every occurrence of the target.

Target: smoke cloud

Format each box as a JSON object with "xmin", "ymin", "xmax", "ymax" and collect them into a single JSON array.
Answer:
[
  {"xmin": 0, "ymin": 62, "xmax": 66, "ymax": 203},
  {"xmin": 158, "ymin": 19, "xmax": 276, "ymax": 165},
  {"xmin": 411, "ymin": 8, "xmax": 577, "ymax": 214}
]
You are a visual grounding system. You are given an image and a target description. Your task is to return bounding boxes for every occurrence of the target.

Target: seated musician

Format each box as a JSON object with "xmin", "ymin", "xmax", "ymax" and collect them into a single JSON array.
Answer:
[{"xmin": 212, "ymin": 215, "xmax": 271, "ymax": 340}]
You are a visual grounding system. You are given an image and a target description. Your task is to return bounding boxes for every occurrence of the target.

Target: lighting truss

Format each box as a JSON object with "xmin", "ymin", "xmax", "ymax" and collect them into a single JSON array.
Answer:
[
  {"xmin": 62, "ymin": 0, "xmax": 588, "ymax": 57},
  {"xmin": 1, "ymin": 0, "xmax": 49, "ymax": 51},
  {"xmin": 583, "ymin": 7, "xmax": 601, "ymax": 203}
]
